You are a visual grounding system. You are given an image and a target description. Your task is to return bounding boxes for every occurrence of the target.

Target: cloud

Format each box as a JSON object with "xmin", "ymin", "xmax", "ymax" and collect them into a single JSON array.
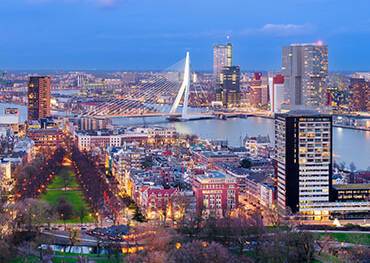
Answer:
[
  {"xmin": 260, "ymin": 23, "xmax": 313, "ymax": 36},
  {"xmin": 239, "ymin": 23, "xmax": 314, "ymax": 37}
]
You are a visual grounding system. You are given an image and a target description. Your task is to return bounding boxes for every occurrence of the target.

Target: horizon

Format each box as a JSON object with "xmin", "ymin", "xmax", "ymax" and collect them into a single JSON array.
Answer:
[{"xmin": 1, "ymin": 0, "xmax": 370, "ymax": 71}]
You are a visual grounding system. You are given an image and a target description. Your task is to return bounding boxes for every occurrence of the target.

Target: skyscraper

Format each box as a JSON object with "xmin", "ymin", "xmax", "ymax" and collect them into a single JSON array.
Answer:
[
  {"xmin": 27, "ymin": 76, "xmax": 51, "ymax": 121},
  {"xmin": 275, "ymin": 110, "xmax": 333, "ymax": 214},
  {"xmin": 213, "ymin": 43, "xmax": 232, "ymax": 82},
  {"xmin": 216, "ymin": 66, "xmax": 241, "ymax": 107},
  {"xmin": 282, "ymin": 42, "xmax": 328, "ymax": 109},
  {"xmin": 349, "ymin": 77, "xmax": 370, "ymax": 112}
]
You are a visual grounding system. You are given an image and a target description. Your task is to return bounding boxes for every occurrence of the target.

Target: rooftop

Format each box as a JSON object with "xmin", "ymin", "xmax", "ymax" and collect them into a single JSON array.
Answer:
[{"xmin": 333, "ymin": 183, "xmax": 370, "ymax": 190}]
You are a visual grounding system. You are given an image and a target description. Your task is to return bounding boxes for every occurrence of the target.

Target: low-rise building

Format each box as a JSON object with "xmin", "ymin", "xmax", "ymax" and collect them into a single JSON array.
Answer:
[
  {"xmin": 193, "ymin": 151, "xmax": 240, "ymax": 167},
  {"xmin": 192, "ymin": 170, "xmax": 238, "ymax": 218},
  {"xmin": 138, "ymin": 186, "xmax": 179, "ymax": 221},
  {"xmin": 244, "ymin": 135, "xmax": 271, "ymax": 158},
  {"xmin": 27, "ymin": 128, "xmax": 64, "ymax": 152},
  {"xmin": 0, "ymin": 160, "xmax": 14, "ymax": 198},
  {"xmin": 332, "ymin": 184, "xmax": 370, "ymax": 202}
]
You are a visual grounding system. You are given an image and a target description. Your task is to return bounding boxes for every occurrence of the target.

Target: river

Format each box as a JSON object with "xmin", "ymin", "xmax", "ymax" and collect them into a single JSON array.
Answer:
[
  {"xmin": 1, "ymin": 103, "xmax": 369, "ymax": 170},
  {"xmin": 113, "ymin": 116, "xmax": 370, "ymax": 170}
]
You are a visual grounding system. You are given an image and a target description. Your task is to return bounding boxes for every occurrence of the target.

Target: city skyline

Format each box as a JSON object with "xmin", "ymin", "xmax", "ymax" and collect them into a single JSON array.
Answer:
[{"xmin": 1, "ymin": 0, "xmax": 370, "ymax": 70}]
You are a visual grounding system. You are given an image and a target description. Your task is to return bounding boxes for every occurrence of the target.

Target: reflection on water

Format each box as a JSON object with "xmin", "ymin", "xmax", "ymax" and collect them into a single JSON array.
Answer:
[
  {"xmin": 1, "ymin": 103, "xmax": 369, "ymax": 170},
  {"xmin": 117, "ymin": 116, "xmax": 370, "ymax": 170}
]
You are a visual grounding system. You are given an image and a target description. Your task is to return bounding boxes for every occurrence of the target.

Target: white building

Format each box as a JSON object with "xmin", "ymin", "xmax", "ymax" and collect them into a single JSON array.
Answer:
[{"xmin": 275, "ymin": 110, "xmax": 332, "ymax": 216}]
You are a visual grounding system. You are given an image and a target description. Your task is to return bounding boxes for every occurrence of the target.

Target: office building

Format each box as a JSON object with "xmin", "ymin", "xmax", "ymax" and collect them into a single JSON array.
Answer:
[
  {"xmin": 275, "ymin": 110, "xmax": 332, "ymax": 214},
  {"xmin": 27, "ymin": 76, "xmax": 51, "ymax": 121},
  {"xmin": 269, "ymin": 74, "xmax": 285, "ymax": 113},
  {"xmin": 332, "ymin": 184, "xmax": 370, "ymax": 202},
  {"xmin": 213, "ymin": 43, "xmax": 232, "ymax": 82},
  {"xmin": 349, "ymin": 78, "xmax": 369, "ymax": 112},
  {"xmin": 282, "ymin": 43, "xmax": 328, "ymax": 109},
  {"xmin": 216, "ymin": 66, "xmax": 241, "ymax": 107}
]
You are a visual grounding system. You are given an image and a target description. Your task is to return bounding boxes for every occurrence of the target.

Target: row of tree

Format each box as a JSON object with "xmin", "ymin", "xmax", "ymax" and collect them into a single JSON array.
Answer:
[
  {"xmin": 15, "ymin": 147, "xmax": 66, "ymax": 200},
  {"xmin": 71, "ymin": 146, "xmax": 124, "ymax": 221}
]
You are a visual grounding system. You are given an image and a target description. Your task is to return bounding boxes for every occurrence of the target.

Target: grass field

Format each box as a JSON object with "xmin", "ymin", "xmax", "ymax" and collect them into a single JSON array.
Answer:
[
  {"xmin": 319, "ymin": 232, "xmax": 370, "ymax": 246},
  {"xmin": 40, "ymin": 167, "xmax": 93, "ymax": 223},
  {"xmin": 48, "ymin": 168, "xmax": 79, "ymax": 189}
]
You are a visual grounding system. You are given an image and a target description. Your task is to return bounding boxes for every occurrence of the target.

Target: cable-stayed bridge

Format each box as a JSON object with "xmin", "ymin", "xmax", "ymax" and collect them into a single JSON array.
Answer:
[{"xmin": 81, "ymin": 52, "xmax": 214, "ymax": 120}]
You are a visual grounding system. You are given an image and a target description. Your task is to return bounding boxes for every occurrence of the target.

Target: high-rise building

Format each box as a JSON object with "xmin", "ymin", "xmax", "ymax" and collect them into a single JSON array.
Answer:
[
  {"xmin": 349, "ymin": 78, "xmax": 370, "ymax": 112},
  {"xmin": 282, "ymin": 42, "xmax": 328, "ymax": 109},
  {"xmin": 27, "ymin": 76, "xmax": 51, "ymax": 121},
  {"xmin": 269, "ymin": 74, "xmax": 285, "ymax": 113},
  {"xmin": 216, "ymin": 66, "xmax": 241, "ymax": 107},
  {"xmin": 213, "ymin": 43, "xmax": 232, "ymax": 82},
  {"xmin": 275, "ymin": 110, "xmax": 333, "ymax": 214}
]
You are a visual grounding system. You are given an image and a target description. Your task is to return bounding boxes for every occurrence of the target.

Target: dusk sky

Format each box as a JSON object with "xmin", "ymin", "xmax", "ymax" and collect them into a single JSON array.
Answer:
[{"xmin": 1, "ymin": 0, "xmax": 370, "ymax": 71}]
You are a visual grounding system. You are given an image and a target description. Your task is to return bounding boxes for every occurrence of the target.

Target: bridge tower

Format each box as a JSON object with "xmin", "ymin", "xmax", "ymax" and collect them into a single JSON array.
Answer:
[{"xmin": 169, "ymin": 51, "xmax": 191, "ymax": 119}]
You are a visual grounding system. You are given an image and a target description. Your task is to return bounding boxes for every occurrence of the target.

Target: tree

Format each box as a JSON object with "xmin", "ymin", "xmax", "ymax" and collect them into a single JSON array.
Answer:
[
  {"xmin": 0, "ymin": 239, "xmax": 13, "ymax": 262},
  {"xmin": 316, "ymin": 235, "xmax": 334, "ymax": 255},
  {"xmin": 78, "ymin": 206, "xmax": 87, "ymax": 224},
  {"xmin": 14, "ymin": 198, "xmax": 54, "ymax": 231},
  {"xmin": 168, "ymin": 240, "xmax": 241, "ymax": 263},
  {"xmin": 256, "ymin": 231, "xmax": 315, "ymax": 263},
  {"xmin": 57, "ymin": 198, "xmax": 73, "ymax": 228},
  {"xmin": 132, "ymin": 206, "xmax": 146, "ymax": 222},
  {"xmin": 60, "ymin": 169, "xmax": 73, "ymax": 190},
  {"xmin": 240, "ymin": 158, "xmax": 252, "ymax": 169}
]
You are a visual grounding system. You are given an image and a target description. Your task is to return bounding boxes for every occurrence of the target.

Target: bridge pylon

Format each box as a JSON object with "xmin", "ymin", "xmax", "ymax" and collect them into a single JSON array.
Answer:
[{"xmin": 169, "ymin": 51, "xmax": 191, "ymax": 120}]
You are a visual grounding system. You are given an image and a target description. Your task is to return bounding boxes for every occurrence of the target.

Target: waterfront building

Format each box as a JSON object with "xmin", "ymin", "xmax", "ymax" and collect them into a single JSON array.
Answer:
[
  {"xmin": 192, "ymin": 170, "xmax": 238, "ymax": 218},
  {"xmin": 282, "ymin": 43, "xmax": 328, "ymax": 109},
  {"xmin": 216, "ymin": 66, "xmax": 241, "ymax": 107},
  {"xmin": 349, "ymin": 77, "xmax": 370, "ymax": 112},
  {"xmin": 79, "ymin": 117, "xmax": 111, "ymax": 131},
  {"xmin": 76, "ymin": 127, "xmax": 177, "ymax": 151},
  {"xmin": 244, "ymin": 135, "xmax": 271, "ymax": 158},
  {"xmin": 213, "ymin": 43, "xmax": 232, "ymax": 82},
  {"xmin": 269, "ymin": 74, "xmax": 285, "ymax": 113},
  {"xmin": 27, "ymin": 76, "xmax": 51, "ymax": 121},
  {"xmin": 275, "ymin": 110, "xmax": 333, "ymax": 214}
]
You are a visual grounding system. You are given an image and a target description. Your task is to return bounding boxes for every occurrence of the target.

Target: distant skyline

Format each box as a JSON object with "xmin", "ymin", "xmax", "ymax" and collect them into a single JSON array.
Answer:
[{"xmin": 1, "ymin": 0, "xmax": 370, "ymax": 71}]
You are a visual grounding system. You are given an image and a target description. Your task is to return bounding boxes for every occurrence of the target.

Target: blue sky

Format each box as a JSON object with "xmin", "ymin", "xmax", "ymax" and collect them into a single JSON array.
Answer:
[{"xmin": 0, "ymin": 0, "xmax": 370, "ymax": 71}]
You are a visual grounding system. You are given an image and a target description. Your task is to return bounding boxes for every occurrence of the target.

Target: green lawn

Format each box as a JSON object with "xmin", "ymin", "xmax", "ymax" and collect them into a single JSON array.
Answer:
[
  {"xmin": 319, "ymin": 232, "xmax": 370, "ymax": 246},
  {"xmin": 48, "ymin": 168, "xmax": 79, "ymax": 189},
  {"xmin": 40, "ymin": 167, "xmax": 94, "ymax": 223}
]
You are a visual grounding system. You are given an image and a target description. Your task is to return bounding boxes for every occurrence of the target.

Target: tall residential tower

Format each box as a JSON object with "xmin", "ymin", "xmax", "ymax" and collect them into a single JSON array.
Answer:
[
  {"xmin": 282, "ymin": 43, "xmax": 328, "ymax": 109},
  {"xmin": 213, "ymin": 43, "xmax": 232, "ymax": 82},
  {"xmin": 275, "ymin": 110, "xmax": 333, "ymax": 214},
  {"xmin": 27, "ymin": 76, "xmax": 51, "ymax": 121}
]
